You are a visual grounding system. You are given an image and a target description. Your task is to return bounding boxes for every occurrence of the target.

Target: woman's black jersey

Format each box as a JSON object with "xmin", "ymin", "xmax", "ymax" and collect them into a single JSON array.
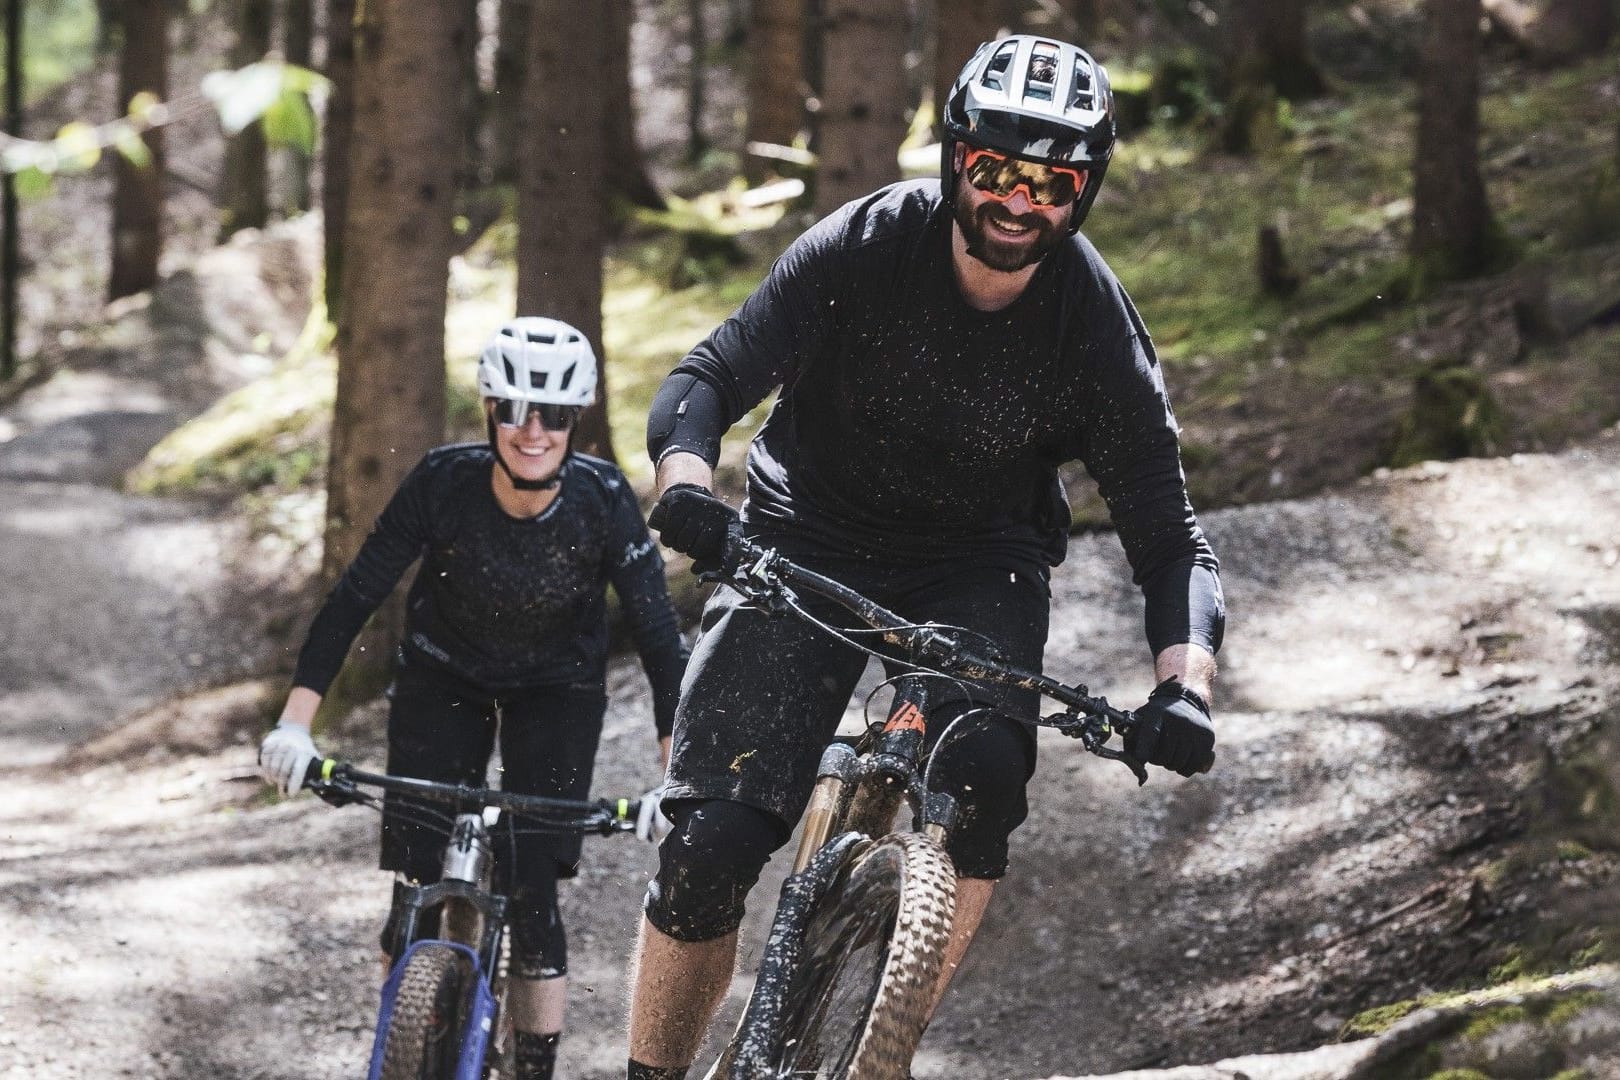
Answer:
[
  {"xmin": 292, "ymin": 446, "xmax": 687, "ymax": 734},
  {"xmin": 649, "ymin": 180, "xmax": 1223, "ymax": 656}
]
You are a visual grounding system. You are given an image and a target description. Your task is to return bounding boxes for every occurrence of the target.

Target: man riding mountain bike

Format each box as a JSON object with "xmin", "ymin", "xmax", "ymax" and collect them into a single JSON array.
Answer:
[
  {"xmin": 624, "ymin": 35, "xmax": 1227, "ymax": 1080},
  {"xmin": 258, "ymin": 318, "xmax": 688, "ymax": 1080}
]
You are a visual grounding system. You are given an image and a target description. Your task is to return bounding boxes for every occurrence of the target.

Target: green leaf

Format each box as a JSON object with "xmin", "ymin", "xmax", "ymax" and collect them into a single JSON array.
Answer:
[
  {"xmin": 202, "ymin": 62, "xmax": 286, "ymax": 134},
  {"xmin": 114, "ymin": 126, "xmax": 153, "ymax": 169},
  {"xmin": 13, "ymin": 166, "xmax": 53, "ymax": 200},
  {"xmin": 126, "ymin": 90, "xmax": 164, "ymax": 124},
  {"xmin": 53, "ymin": 121, "xmax": 101, "ymax": 172},
  {"xmin": 262, "ymin": 89, "xmax": 317, "ymax": 153}
]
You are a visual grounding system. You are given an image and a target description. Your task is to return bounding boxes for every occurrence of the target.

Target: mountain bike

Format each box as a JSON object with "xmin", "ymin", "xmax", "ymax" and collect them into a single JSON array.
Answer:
[
  {"xmin": 699, "ymin": 536, "xmax": 1151, "ymax": 1080},
  {"xmin": 301, "ymin": 760, "xmax": 638, "ymax": 1080}
]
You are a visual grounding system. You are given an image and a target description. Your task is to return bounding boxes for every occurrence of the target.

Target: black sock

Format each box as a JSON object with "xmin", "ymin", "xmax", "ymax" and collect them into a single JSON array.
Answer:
[
  {"xmin": 627, "ymin": 1059, "xmax": 689, "ymax": 1080},
  {"xmin": 515, "ymin": 1030, "xmax": 560, "ymax": 1080}
]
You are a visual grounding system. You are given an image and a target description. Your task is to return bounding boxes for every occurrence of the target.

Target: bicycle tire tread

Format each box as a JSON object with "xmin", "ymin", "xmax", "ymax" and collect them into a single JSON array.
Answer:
[{"xmin": 380, "ymin": 944, "xmax": 469, "ymax": 1080}]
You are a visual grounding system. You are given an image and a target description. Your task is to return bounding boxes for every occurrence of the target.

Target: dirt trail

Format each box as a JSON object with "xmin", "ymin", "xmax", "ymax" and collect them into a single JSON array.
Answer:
[{"xmin": 2, "ymin": 338, "xmax": 1617, "ymax": 1079}]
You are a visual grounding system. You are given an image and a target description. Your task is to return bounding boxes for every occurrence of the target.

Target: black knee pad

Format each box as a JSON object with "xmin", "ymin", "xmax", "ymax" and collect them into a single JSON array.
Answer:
[
  {"xmin": 509, "ymin": 883, "xmax": 568, "ymax": 980},
  {"xmin": 644, "ymin": 799, "xmax": 787, "ymax": 942},
  {"xmin": 926, "ymin": 706, "xmax": 1036, "ymax": 879}
]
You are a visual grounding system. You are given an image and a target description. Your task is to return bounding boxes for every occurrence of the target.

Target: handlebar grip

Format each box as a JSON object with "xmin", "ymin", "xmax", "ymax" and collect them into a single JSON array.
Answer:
[{"xmin": 303, "ymin": 757, "xmax": 338, "ymax": 786}]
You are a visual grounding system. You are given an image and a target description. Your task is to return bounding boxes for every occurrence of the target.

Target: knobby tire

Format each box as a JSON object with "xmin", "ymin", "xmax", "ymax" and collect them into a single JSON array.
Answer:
[
  {"xmin": 380, "ymin": 944, "xmax": 472, "ymax": 1080},
  {"xmin": 743, "ymin": 832, "xmax": 956, "ymax": 1079}
]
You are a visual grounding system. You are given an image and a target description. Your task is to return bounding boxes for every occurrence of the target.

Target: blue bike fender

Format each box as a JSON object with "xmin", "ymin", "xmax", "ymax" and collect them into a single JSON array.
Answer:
[{"xmin": 365, "ymin": 939, "xmax": 498, "ymax": 1080}]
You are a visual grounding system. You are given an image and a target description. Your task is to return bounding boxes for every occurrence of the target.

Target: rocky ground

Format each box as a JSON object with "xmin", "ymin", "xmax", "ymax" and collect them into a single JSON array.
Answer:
[{"xmin": 1, "ymin": 251, "xmax": 1617, "ymax": 1076}]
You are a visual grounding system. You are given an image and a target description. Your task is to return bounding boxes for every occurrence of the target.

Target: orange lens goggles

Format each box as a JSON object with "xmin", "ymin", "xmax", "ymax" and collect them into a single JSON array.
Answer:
[{"xmin": 963, "ymin": 148, "xmax": 1086, "ymax": 208}]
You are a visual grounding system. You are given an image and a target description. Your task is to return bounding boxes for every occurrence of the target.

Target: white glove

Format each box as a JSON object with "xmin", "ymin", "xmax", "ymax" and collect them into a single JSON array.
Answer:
[
  {"xmin": 259, "ymin": 723, "xmax": 320, "ymax": 797},
  {"xmin": 635, "ymin": 785, "xmax": 673, "ymax": 843}
]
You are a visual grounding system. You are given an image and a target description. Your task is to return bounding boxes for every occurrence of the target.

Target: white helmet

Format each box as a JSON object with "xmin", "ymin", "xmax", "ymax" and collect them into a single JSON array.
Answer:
[{"xmin": 477, "ymin": 317, "xmax": 598, "ymax": 408}]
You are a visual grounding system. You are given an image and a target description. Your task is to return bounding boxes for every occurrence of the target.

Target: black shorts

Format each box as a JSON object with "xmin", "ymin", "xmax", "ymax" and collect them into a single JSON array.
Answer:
[
  {"xmin": 380, "ymin": 651, "xmax": 607, "ymax": 884},
  {"xmin": 663, "ymin": 536, "xmax": 1050, "ymax": 878}
]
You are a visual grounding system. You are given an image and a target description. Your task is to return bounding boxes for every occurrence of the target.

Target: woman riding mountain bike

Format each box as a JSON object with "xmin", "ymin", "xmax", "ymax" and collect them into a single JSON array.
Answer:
[{"xmin": 258, "ymin": 316, "xmax": 689, "ymax": 1080}]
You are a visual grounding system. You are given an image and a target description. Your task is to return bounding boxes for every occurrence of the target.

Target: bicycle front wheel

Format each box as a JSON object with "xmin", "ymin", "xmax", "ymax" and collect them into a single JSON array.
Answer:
[
  {"xmin": 762, "ymin": 832, "xmax": 956, "ymax": 1079},
  {"xmin": 380, "ymin": 943, "xmax": 472, "ymax": 1080}
]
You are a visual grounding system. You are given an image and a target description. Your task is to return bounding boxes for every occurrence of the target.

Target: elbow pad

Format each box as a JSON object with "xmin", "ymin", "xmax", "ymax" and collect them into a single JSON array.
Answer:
[{"xmin": 646, "ymin": 373, "xmax": 727, "ymax": 469}]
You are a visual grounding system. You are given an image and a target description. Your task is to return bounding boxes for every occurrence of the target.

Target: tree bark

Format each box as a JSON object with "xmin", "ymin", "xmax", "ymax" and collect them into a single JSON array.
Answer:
[
  {"xmin": 283, "ymin": 0, "xmax": 314, "ymax": 213},
  {"xmin": 816, "ymin": 0, "xmax": 910, "ymax": 217},
  {"xmin": 605, "ymin": 0, "xmax": 664, "ymax": 208},
  {"xmin": 934, "ymin": 0, "xmax": 1008, "ymax": 131},
  {"xmin": 3, "ymin": 0, "xmax": 21, "ymax": 380},
  {"xmin": 109, "ymin": 0, "xmax": 168, "ymax": 301},
  {"xmin": 743, "ymin": 0, "xmax": 807, "ymax": 183},
  {"xmin": 322, "ymin": 0, "xmax": 356, "ymax": 320},
  {"xmin": 323, "ymin": 0, "xmax": 463, "ymax": 666},
  {"xmin": 686, "ymin": 0, "xmax": 708, "ymax": 163},
  {"xmin": 1229, "ymin": 0, "xmax": 1326, "ymax": 101},
  {"xmin": 219, "ymin": 0, "xmax": 273, "ymax": 241},
  {"xmin": 491, "ymin": 0, "xmax": 530, "ymax": 184},
  {"xmin": 517, "ymin": 0, "xmax": 616, "ymax": 464},
  {"xmin": 1411, "ymin": 0, "xmax": 1502, "ymax": 282}
]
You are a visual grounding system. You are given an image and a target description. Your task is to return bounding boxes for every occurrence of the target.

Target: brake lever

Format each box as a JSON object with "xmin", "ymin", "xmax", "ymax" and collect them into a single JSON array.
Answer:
[
  {"xmin": 310, "ymin": 779, "xmax": 365, "ymax": 807},
  {"xmin": 1047, "ymin": 710, "xmax": 1150, "ymax": 786}
]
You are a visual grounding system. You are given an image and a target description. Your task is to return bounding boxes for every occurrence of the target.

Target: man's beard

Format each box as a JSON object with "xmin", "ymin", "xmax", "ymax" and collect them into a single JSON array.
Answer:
[{"xmin": 952, "ymin": 184, "xmax": 1067, "ymax": 272}]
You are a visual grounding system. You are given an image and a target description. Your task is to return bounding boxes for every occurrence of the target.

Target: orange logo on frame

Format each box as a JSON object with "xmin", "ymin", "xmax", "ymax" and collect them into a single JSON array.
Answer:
[{"xmin": 885, "ymin": 701, "xmax": 926, "ymax": 733}]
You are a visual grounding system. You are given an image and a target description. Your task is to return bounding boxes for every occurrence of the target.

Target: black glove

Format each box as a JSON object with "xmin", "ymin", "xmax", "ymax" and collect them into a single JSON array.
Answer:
[
  {"xmin": 648, "ymin": 483, "xmax": 740, "ymax": 573},
  {"xmin": 1125, "ymin": 678, "xmax": 1215, "ymax": 777}
]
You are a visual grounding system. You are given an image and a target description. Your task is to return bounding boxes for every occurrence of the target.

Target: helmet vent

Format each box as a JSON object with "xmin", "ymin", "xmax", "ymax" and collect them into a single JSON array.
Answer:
[
  {"xmin": 983, "ymin": 41, "xmax": 1016, "ymax": 91},
  {"xmin": 1025, "ymin": 44, "xmax": 1059, "ymax": 103},
  {"xmin": 525, "ymin": 329, "xmax": 556, "ymax": 345},
  {"xmin": 1069, "ymin": 57, "xmax": 1094, "ymax": 110},
  {"xmin": 529, "ymin": 370, "xmax": 548, "ymax": 389},
  {"xmin": 558, "ymin": 362, "xmax": 577, "ymax": 391},
  {"xmin": 504, "ymin": 358, "xmax": 517, "ymax": 385}
]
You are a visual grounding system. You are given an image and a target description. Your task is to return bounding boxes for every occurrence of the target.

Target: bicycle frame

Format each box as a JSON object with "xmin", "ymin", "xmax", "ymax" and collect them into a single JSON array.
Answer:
[{"xmin": 303, "ymin": 761, "xmax": 635, "ymax": 1080}]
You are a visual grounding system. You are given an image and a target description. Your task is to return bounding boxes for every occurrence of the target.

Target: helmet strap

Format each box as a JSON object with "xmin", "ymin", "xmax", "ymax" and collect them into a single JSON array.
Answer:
[{"xmin": 486, "ymin": 415, "xmax": 564, "ymax": 491}]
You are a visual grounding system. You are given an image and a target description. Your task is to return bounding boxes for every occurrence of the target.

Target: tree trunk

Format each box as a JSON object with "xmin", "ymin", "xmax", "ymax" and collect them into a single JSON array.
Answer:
[
  {"xmin": 1411, "ymin": 0, "xmax": 1503, "ymax": 282},
  {"xmin": 934, "ymin": 0, "xmax": 1008, "ymax": 131},
  {"xmin": 283, "ymin": 0, "xmax": 314, "ymax": 213},
  {"xmin": 1229, "ymin": 0, "xmax": 1326, "ymax": 101},
  {"xmin": 743, "ymin": 0, "xmax": 807, "ymax": 183},
  {"xmin": 606, "ymin": 0, "xmax": 664, "ymax": 208},
  {"xmin": 491, "ymin": 0, "xmax": 530, "ymax": 184},
  {"xmin": 518, "ymin": 0, "xmax": 616, "ymax": 464},
  {"xmin": 323, "ymin": 0, "xmax": 464, "ymax": 677},
  {"xmin": 219, "ymin": 0, "xmax": 273, "ymax": 241},
  {"xmin": 1485, "ymin": 0, "xmax": 1615, "ymax": 64},
  {"xmin": 3, "ymin": 0, "xmax": 20, "ymax": 380},
  {"xmin": 109, "ymin": 0, "xmax": 168, "ymax": 301},
  {"xmin": 322, "ymin": 0, "xmax": 356, "ymax": 320},
  {"xmin": 1068, "ymin": 0, "xmax": 1102, "ymax": 43},
  {"xmin": 686, "ymin": 0, "xmax": 708, "ymax": 163},
  {"xmin": 816, "ymin": 0, "xmax": 910, "ymax": 216}
]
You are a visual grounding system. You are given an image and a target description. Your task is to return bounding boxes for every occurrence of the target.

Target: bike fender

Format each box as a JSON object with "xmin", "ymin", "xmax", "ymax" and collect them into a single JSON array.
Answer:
[{"xmin": 364, "ymin": 939, "xmax": 498, "ymax": 1080}]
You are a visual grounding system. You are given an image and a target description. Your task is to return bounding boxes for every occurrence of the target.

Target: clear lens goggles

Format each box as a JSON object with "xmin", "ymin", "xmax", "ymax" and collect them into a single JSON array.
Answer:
[
  {"xmin": 963, "ymin": 147, "xmax": 1086, "ymax": 207},
  {"xmin": 492, "ymin": 399, "xmax": 582, "ymax": 431}
]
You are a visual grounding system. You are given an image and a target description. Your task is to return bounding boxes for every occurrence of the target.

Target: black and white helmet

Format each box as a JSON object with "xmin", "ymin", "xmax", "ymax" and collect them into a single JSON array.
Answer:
[
  {"xmin": 477, "ymin": 317, "xmax": 598, "ymax": 408},
  {"xmin": 942, "ymin": 35, "xmax": 1116, "ymax": 233}
]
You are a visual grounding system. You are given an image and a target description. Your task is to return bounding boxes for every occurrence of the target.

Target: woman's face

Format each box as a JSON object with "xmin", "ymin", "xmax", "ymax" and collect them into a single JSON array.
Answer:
[{"xmin": 488, "ymin": 399, "xmax": 572, "ymax": 485}]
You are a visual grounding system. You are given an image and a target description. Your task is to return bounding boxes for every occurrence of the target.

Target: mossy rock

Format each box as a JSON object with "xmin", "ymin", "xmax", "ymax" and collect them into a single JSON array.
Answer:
[{"xmin": 1382, "ymin": 363, "xmax": 1506, "ymax": 469}]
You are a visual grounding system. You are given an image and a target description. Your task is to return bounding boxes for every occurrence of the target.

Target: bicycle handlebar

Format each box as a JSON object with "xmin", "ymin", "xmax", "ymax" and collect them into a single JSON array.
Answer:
[
  {"xmin": 713, "ymin": 536, "xmax": 1151, "ymax": 784},
  {"xmin": 302, "ymin": 759, "xmax": 640, "ymax": 834}
]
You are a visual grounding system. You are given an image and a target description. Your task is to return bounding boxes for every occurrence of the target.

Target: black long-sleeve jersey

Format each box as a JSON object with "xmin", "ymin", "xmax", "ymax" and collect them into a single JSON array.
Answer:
[
  {"xmin": 648, "ymin": 180, "xmax": 1223, "ymax": 656},
  {"xmin": 292, "ymin": 446, "xmax": 688, "ymax": 734}
]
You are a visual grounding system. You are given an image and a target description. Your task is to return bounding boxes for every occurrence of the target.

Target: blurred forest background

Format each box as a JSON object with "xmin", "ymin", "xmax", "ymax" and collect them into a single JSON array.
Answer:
[{"xmin": 0, "ymin": 0, "xmax": 1617, "ymax": 705}]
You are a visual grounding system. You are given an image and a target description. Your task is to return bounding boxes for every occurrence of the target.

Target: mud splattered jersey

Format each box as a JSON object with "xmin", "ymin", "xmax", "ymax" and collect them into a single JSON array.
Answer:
[
  {"xmin": 293, "ymin": 446, "xmax": 687, "ymax": 732},
  {"xmin": 652, "ymin": 180, "xmax": 1223, "ymax": 654}
]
